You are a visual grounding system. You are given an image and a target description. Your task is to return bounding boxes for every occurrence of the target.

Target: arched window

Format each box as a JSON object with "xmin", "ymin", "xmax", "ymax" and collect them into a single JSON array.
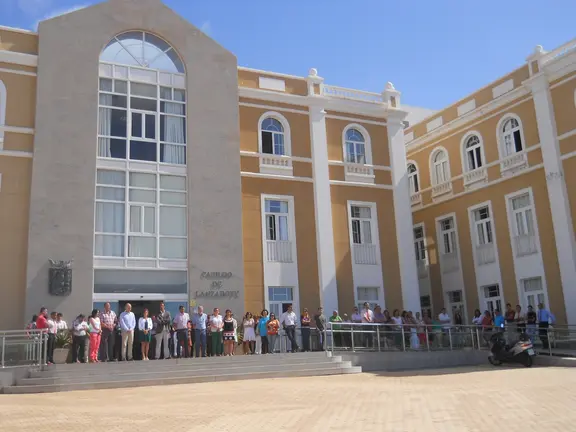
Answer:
[
  {"xmin": 500, "ymin": 117, "xmax": 523, "ymax": 156},
  {"xmin": 464, "ymin": 134, "xmax": 483, "ymax": 171},
  {"xmin": 101, "ymin": 31, "xmax": 184, "ymax": 73},
  {"xmin": 0, "ymin": 80, "xmax": 6, "ymax": 144},
  {"xmin": 344, "ymin": 128, "xmax": 366, "ymax": 164},
  {"xmin": 431, "ymin": 149, "xmax": 450, "ymax": 185},
  {"xmin": 96, "ymin": 32, "xmax": 188, "ymax": 262},
  {"xmin": 260, "ymin": 117, "xmax": 285, "ymax": 155},
  {"xmin": 407, "ymin": 163, "xmax": 419, "ymax": 194}
]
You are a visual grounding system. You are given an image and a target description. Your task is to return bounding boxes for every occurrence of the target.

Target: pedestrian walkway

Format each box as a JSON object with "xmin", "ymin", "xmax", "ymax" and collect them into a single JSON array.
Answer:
[{"xmin": 1, "ymin": 366, "xmax": 575, "ymax": 431}]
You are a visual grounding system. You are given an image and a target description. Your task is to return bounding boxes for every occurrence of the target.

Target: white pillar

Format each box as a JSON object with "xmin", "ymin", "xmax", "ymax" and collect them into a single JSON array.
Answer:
[
  {"xmin": 384, "ymin": 83, "xmax": 421, "ymax": 313},
  {"xmin": 525, "ymin": 72, "xmax": 576, "ymax": 325},
  {"xmin": 308, "ymin": 69, "xmax": 338, "ymax": 313}
]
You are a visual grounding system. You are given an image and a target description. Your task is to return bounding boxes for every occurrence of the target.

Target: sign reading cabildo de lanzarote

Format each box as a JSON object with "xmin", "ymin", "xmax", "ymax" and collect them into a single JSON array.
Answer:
[{"xmin": 195, "ymin": 272, "xmax": 239, "ymax": 299}]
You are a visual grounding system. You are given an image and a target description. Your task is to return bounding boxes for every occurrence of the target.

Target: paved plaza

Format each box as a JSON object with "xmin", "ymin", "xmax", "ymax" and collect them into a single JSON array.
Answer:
[{"xmin": 1, "ymin": 366, "xmax": 575, "ymax": 431}]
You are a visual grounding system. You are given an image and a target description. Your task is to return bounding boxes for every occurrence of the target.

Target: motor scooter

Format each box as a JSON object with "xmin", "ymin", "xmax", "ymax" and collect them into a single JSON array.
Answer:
[{"xmin": 488, "ymin": 326, "xmax": 535, "ymax": 367}]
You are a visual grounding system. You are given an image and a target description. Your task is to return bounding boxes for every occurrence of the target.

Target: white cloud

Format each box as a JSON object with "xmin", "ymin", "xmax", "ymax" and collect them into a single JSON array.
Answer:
[
  {"xmin": 33, "ymin": 4, "xmax": 88, "ymax": 30},
  {"xmin": 200, "ymin": 20, "xmax": 212, "ymax": 37}
]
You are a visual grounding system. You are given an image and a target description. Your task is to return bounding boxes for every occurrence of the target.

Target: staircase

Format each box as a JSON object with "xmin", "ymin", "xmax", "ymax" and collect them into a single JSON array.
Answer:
[{"xmin": 2, "ymin": 352, "xmax": 361, "ymax": 394}]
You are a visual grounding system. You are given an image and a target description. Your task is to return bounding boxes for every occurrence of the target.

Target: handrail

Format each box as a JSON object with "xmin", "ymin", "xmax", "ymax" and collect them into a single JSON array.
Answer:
[{"xmin": 1, "ymin": 329, "xmax": 48, "ymax": 368}]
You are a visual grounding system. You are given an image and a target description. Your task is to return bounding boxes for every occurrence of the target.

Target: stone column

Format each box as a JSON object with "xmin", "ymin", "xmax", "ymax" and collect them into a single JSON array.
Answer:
[
  {"xmin": 525, "ymin": 71, "xmax": 576, "ymax": 325},
  {"xmin": 308, "ymin": 69, "xmax": 338, "ymax": 314},
  {"xmin": 384, "ymin": 83, "xmax": 421, "ymax": 313}
]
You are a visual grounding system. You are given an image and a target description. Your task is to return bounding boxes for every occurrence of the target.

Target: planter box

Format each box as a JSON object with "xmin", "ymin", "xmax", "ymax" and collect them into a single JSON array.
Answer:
[{"xmin": 53, "ymin": 348, "xmax": 71, "ymax": 364}]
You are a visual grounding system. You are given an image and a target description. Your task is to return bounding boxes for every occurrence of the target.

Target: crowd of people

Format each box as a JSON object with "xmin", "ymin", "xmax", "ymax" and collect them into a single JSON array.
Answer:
[{"xmin": 27, "ymin": 300, "xmax": 557, "ymax": 364}]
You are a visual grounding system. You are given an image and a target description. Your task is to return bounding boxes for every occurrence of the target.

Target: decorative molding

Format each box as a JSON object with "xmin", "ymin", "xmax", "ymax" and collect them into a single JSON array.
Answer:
[
  {"xmin": 492, "ymin": 79, "xmax": 514, "ymax": 99},
  {"xmin": 0, "ymin": 125, "xmax": 35, "ymax": 135},
  {"xmin": 240, "ymin": 170, "xmax": 313, "ymax": 183},
  {"xmin": 330, "ymin": 180, "xmax": 393, "ymax": 189},
  {"xmin": 404, "ymin": 131, "xmax": 414, "ymax": 143},
  {"xmin": 0, "ymin": 149, "xmax": 33, "ymax": 158},
  {"xmin": 325, "ymin": 114, "xmax": 387, "ymax": 126},
  {"xmin": 328, "ymin": 159, "xmax": 391, "ymax": 171},
  {"xmin": 0, "ymin": 25, "xmax": 37, "ymax": 35},
  {"xmin": 557, "ymin": 127, "xmax": 576, "ymax": 142},
  {"xmin": 239, "ymin": 102, "xmax": 308, "ymax": 115},
  {"xmin": 457, "ymin": 99, "xmax": 476, "ymax": 116},
  {"xmin": 238, "ymin": 66, "xmax": 305, "ymax": 81},
  {"xmin": 0, "ymin": 67, "xmax": 37, "ymax": 77},
  {"xmin": 426, "ymin": 116, "xmax": 443, "ymax": 132},
  {"xmin": 0, "ymin": 50, "xmax": 38, "ymax": 67},
  {"xmin": 258, "ymin": 77, "xmax": 286, "ymax": 92},
  {"xmin": 240, "ymin": 150, "xmax": 312, "ymax": 163}
]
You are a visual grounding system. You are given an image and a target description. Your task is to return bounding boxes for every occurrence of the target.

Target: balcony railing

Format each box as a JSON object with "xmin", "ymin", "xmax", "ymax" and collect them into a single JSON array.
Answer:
[
  {"xmin": 416, "ymin": 260, "xmax": 428, "ymax": 279},
  {"xmin": 266, "ymin": 240, "xmax": 293, "ymax": 263},
  {"xmin": 500, "ymin": 152, "xmax": 528, "ymax": 174},
  {"xmin": 514, "ymin": 234, "xmax": 538, "ymax": 257},
  {"xmin": 345, "ymin": 163, "xmax": 375, "ymax": 183},
  {"xmin": 463, "ymin": 167, "xmax": 488, "ymax": 187},
  {"xmin": 441, "ymin": 251, "xmax": 459, "ymax": 273},
  {"xmin": 353, "ymin": 243, "xmax": 378, "ymax": 265},
  {"xmin": 476, "ymin": 243, "xmax": 496, "ymax": 265},
  {"xmin": 411, "ymin": 192, "xmax": 422, "ymax": 206},
  {"xmin": 432, "ymin": 181, "xmax": 452, "ymax": 198},
  {"xmin": 322, "ymin": 85, "xmax": 384, "ymax": 104},
  {"xmin": 260, "ymin": 154, "xmax": 293, "ymax": 171}
]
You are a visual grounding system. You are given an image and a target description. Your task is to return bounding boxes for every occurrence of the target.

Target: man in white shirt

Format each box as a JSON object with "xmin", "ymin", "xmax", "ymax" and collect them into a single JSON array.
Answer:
[
  {"xmin": 173, "ymin": 305, "xmax": 190, "ymax": 358},
  {"xmin": 280, "ymin": 304, "xmax": 299, "ymax": 352},
  {"xmin": 351, "ymin": 307, "xmax": 362, "ymax": 348},
  {"xmin": 46, "ymin": 311, "xmax": 58, "ymax": 364},
  {"xmin": 438, "ymin": 308, "xmax": 451, "ymax": 347},
  {"xmin": 56, "ymin": 313, "xmax": 68, "ymax": 332},
  {"xmin": 361, "ymin": 302, "xmax": 374, "ymax": 348}
]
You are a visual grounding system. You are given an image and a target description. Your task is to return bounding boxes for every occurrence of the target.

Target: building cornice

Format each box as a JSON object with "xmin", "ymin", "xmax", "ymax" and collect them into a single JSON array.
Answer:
[{"xmin": 0, "ymin": 50, "xmax": 37, "ymax": 67}]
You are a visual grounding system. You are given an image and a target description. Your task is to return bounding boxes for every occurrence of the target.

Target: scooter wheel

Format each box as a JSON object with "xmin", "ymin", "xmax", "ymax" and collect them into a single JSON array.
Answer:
[
  {"xmin": 488, "ymin": 356, "xmax": 502, "ymax": 366},
  {"xmin": 522, "ymin": 353, "xmax": 533, "ymax": 368}
]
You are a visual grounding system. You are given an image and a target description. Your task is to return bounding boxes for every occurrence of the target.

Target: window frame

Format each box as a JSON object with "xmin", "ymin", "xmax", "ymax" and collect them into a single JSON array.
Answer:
[
  {"xmin": 407, "ymin": 161, "xmax": 420, "ymax": 194},
  {"xmin": 258, "ymin": 112, "xmax": 291, "ymax": 157},
  {"xmin": 413, "ymin": 224, "xmax": 427, "ymax": 262},
  {"xmin": 461, "ymin": 131, "xmax": 485, "ymax": 172},
  {"xmin": 429, "ymin": 146, "xmax": 451, "ymax": 186},
  {"xmin": 349, "ymin": 204, "xmax": 375, "ymax": 246},
  {"xmin": 354, "ymin": 286, "xmax": 381, "ymax": 311},
  {"xmin": 497, "ymin": 114, "xmax": 526, "ymax": 159},
  {"xmin": 342, "ymin": 123, "xmax": 372, "ymax": 166}
]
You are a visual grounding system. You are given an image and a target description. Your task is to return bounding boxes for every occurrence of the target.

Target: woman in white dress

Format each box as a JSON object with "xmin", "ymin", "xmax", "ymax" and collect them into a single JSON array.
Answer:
[
  {"xmin": 242, "ymin": 312, "xmax": 256, "ymax": 354},
  {"xmin": 407, "ymin": 311, "xmax": 420, "ymax": 350}
]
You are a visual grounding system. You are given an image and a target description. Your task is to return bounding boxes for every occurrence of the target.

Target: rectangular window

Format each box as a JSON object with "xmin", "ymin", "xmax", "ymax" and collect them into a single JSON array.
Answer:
[
  {"xmin": 439, "ymin": 217, "xmax": 456, "ymax": 254},
  {"xmin": 159, "ymin": 206, "xmax": 187, "ymax": 236},
  {"xmin": 511, "ymin": 193, "xmax": 535, "ymax": 236},
  {"xmin": 483, "ymin": 284, "xmax": 502, "ymax": 315},
  {"xmin": 473, "ymin": 206, "xmax": 493, "ymax": 245},
  {"xmin": 130, "ymin": 140, "xmax": 157, "ymax": 162},
  {"xmin": 262, "ymin": 131, "xmax": 274, "ymax": 154},
  {"xmin": 356, "ymin": 286, "xmax": 379, "ymax": 310},
  {"xmin": 522, "ymin": 277, "xmax": 545, "ymax": 309},
  {"xmin": 413, "ymin": 226, "xmax": 426, "ymax": 261},
  {"xmin": 265, "ymin": 199, "xmax": 289, "ymax": 241},
  {"xmin": 350, "ymin": 205, "xmax": 373, "ymax": 245},
  {"xmin": 268, "ymin": 286, "xmax": 294, "ymax": 318}
]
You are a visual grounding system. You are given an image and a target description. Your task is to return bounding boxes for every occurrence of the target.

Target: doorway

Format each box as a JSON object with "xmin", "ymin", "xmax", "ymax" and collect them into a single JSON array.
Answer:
[{"xmin": 118, "ymin": 300, "xmax": 163, "ymax": 360}]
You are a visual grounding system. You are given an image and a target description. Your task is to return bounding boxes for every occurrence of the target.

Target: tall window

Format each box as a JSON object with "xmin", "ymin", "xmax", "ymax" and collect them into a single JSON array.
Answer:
[
  {"xmin": 95, "ymin": 170, "xmax": 187, "ymax": 259},
  {"xmin": 408, "ymin": 163, "xmax": 419, "ymax": 194},
  {"xmin": 413, "ymin": 226, "xmax": 426, "ymax": 261},
  {"xmin": 356, "ymin": 287, "xmax": 379, "ymax": 310},
  {"xmin": 432, "ymin": 149, "xmax": 449, "ymax": 185},
  {"xmin": 439, "ymin": 217, "xmax": 456, "ymax": 254},
  {"xmin": 268, "ymin": 287, "xmax": 294, "ymax": 318},
  {"xmin": 473, "ymin": 206, "xmax": 493, "ymax": 246},
  {"xmin": 98, "ymin": 32, "xmax": 186, "ymax": 165},
  {"xmin": 260, "ymin": 118, "xmax": 285, "ymax": 156},
  {"xmin": 345, "ymin": 128, "xmax": 366, "ymax": 164},
  {"xmin": 511, "ymin": 194, "xmax": 534, "ymax": 237},
  {"xmin": 96, "ymin": 32, "xmax": 187, "ymax": 264},
  {"xmin": 350, "ymin": 206, "xmax": 372, "ymax": 245},
  {"xmin": 501, "ymin": 117, "xmax": 523, "ymax": 156},
  {"xmin": 464, "ymin": 135, "xmax": 483, "ymax": 171},
  {"xmin": 522, "ymin": 277, "xmax": 545, "ymax": 309},
  {"xmin": 483, "ymin": 285, "xmax": 502, "ymax": 315},
  {"xmin": 265, "ymin": 200, "xmax": 289, "ymax": 241}
]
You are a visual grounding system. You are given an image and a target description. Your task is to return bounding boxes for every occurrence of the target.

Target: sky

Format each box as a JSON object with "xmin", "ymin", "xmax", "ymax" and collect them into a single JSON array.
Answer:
[{"xmin": 2, "ymin": 0, "xmax": 576, "ymax": 110}]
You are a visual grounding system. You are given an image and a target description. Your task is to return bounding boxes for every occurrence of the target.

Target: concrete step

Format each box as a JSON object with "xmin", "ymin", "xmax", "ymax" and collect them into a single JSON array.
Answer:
[
  {"xmin": 33, "ymin": 354, "xmax": 341, "ymax": 377},
  {"xmin": 22, "ymin": 361, "xmax": 353, "ymax": 385},
  {"xmin": 4, "ymin": 366, "xmax": 362, "ymax": 394}
]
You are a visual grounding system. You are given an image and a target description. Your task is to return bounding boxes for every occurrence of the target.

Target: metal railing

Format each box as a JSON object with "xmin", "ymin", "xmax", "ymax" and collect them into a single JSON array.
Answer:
[
  {"xmin": 0, "ymin": 329, "xmax": 47, "ymax": 368},
  {"xmin": 324, "ymin": 322, "xmax": 576, "ymax": 356}
]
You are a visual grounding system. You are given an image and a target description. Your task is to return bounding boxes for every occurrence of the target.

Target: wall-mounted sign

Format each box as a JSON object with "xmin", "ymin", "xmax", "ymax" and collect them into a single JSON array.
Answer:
[{"xmin": 195, "ymin": 271, "xmax": 239, "ymax": 299}]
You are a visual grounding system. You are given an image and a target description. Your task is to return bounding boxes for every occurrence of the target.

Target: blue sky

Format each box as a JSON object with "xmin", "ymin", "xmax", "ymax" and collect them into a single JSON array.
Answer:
[{"xmin": 2, "ymin": 0, "xmax": 576, "ymax": 109}]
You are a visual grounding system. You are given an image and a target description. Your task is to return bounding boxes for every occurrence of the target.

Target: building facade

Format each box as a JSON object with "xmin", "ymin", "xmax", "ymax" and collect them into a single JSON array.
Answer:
[{"xmin": 0, "ymin": 0, "xmax": 575, "ymax": 329}]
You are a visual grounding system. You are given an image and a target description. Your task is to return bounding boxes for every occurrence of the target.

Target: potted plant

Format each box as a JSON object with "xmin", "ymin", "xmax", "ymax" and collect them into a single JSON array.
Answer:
[{"xmin": 53, "ymin": 331, "xmax": 72, "ymax": 364}]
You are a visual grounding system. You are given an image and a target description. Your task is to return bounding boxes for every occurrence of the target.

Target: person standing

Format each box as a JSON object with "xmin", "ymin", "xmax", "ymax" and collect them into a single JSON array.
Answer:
[
  {"xmin": 193, "ymin": 306, "xmax": 208, "ymax": 358},
  {"xmin": 258, "ymin": 310, "xmax": 270, "ymax": 354},
  {"xmin": 537, "ymin": 303, "xmax": 555, "ymax": 350},
  {"xmin": 300, "ymin": 309, "xmax": 311, "ymax": 352},
  {"xmin": 526, "ymin": 305, "xmax": 538, "ymax": 343},
  {"xmin": 361, "ymin": 302, "xmax": 374, "ymax": 348},
  {"xmin": 314, "ymin": 307, "xmax": 326, "ymax": 351},
  {"xmin": 154, "ymin": 302, "xmax": 172, "ymax": 360},
  {"xmin": 56, "ymin": 313, "xmax": 68, "ymax": 333},
  {"xmin": 35, "ymin": 307, "xmax": 49, "ymax": 363},
  {"xmin": 46, "ymin": 311, "xmax": 57, "ymax": 364},
  {"xmin": 280, "ymin": 305, "xmax": 299, "ymax": 353},
  {"xmin": 242, "ymin": 312, "xmax": 256, "ymax": 354},
  {"xmin": 173, "ymin": 305, "xmax": 190, "ymax": 358},
  {"xmin": 88, "ymin": 309, "xmax": 102, "ymax": 363},
  {"xmin": 99, "ymin": 303, "xmax": 117, "ymax": 362},
  {"xmin": 329, "ymin": 310, "xmax": 343, "ymax": 348},
  {"xmin": 72, "ymin": 314, "xmax": 89, "ymax": 363},
  {"xmin": 267, "ymin": 313, "xmax": 280, "ymax": 353},
  {"xmin": 138, "ymin": 308, "xmax": 153, "ymax": 361},
  {"xmin": 222, "ymin": 310, "xmax": 236, "ymax": 356},
  {"xmin": 119, "ymin": 303, "xmax": 136, "ymax": 361},
  {"xmin": 208, "ymin": 308, "xmax": 223, "ymax": 357}
]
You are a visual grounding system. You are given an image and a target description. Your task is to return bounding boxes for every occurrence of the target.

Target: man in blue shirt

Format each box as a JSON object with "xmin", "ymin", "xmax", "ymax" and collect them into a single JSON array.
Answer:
[
  {"xmin": 119, "ymin": 303, "xmax": 136, "ymax": 361},
  {"xmin": 538, "ymin": 303, "xmax": 555, "ymax": 350},
  {"xmin": 493, "ymin": 309, "xmax": 505, "ymax": 329},
  {"xmin": 192, "ymin": 306, "xmax": 208, "ymax": 358}
]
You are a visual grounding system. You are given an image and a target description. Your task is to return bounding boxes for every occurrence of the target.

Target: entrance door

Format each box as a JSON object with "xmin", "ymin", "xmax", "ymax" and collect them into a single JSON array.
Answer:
[{"xmin": 118, "ymin": 300, "xmax": 163, "ymax": 360}]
